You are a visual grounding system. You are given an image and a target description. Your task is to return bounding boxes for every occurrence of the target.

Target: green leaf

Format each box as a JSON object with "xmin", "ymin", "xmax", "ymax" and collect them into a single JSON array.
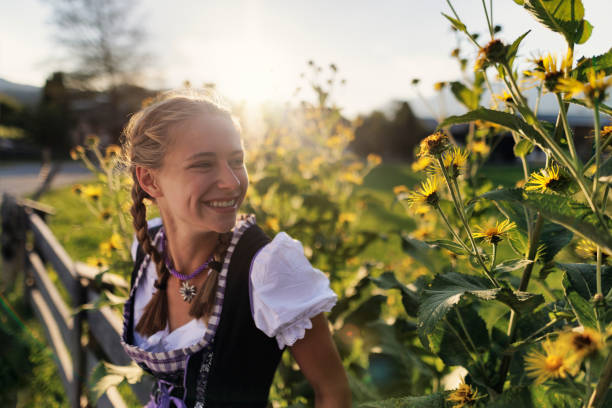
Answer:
[
  {"xmin": 88, "ymin": 361, "xmax": 143, "ymax": 403},
  {"xmin": 417, "ymin": 272, "xmax": 544, "ymax": 342},
  {"xmin": 506, "ymin": 30, "xmax": 531, "ymax": 67},
  {"xmin": 369, "ymin": 271, "xmax": 420, "ymax": 317},
  {"xmin": 556, "ymin": 263, "xmax": 612, "ymax": 300},
  {"xmin": 487, "ymin": 385, "xmax": 534, "ymax": 408},
  {"xmin": 401, "ymin": 234, "xmax": 441, "ymax": 273},
  {"xmin": 438, "ymin": 108, "xmax": 547, "ymax": 149},
  {"xmin": 481, "ymin": 188, "xmax": 612, "ymax": 255},
  {"xmin": 568, "ymin": 98, "xmax": 612, "ymax": 117},
  {"xmin": 449, "ymin": 81, "xmax": 480, "ymax": 110},
  {"xmin": 358, "ymin": 392, "xmax": 447, "ymax": 408},
  {"xmin": 425, "ymin": 239, "xmax": 468, "ymax": 255},
  {"xmin": 441, "ymin": 12, "xmax": 467, "ymax": 33},
  {"xmin": 538, "ymin": 222, "xmax": 574, "ymax": 263},
  {"xmin": 344, "ymin": 295, "xmax": 387, "ymax": 327},
  {"xmin": 493, "ymin": 259, "xmax": 533, "ymax": 274},
  {"xmin": 522, "ymin": 0, "xmax": 592, "ymax": 45},
  {"xmin": 514, "ymin": 139, "xmax": 534, "ymax": 157},
  {"xmin": 563, "ymin": 274, "xmax": 598, "ymax": 328},
  {"xmin": 573, "ymin": 47, "xmax": 612, "ymax": 80}
]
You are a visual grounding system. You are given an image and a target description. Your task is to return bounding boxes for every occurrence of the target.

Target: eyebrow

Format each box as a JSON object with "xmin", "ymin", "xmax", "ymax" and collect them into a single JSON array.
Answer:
[{"xmin": 186, "ymin": 150, "xmax": 244, "ymax": 162}]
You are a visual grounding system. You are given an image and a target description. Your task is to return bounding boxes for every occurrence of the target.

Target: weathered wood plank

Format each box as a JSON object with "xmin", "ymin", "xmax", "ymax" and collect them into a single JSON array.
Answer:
[
  {"xmin": 29, "ymin": 288, "xmax": 77, "ymax": 408},
  {"xmin": 27, "ymin": 211, "xmax": 78, "ymax": 304},
  {"xmin": 26, "ymin": 250, "xmax": 74, "ymax": 350},
  {"xmin": 76, "ymin": 261, "xmax": 129, "ymax": 290},
  {"xmin": 86, "ymin": 289, "xmax": 132, "ymax": 366},
  {"xmin": 85, "ymin": 350, "xmax": 128, "ymax": 408}
]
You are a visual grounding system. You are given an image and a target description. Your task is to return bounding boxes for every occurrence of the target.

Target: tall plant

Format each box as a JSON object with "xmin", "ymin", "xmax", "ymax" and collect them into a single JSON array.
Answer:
[{"xmin": 370, "ymin": 1, "xmax": 612, "ymax": 407}]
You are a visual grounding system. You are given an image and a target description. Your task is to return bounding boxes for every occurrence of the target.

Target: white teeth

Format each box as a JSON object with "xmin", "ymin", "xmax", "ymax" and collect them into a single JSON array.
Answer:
[{"xmin": 207, "ymin": 199, "xmax": 236, "ymax": 208}]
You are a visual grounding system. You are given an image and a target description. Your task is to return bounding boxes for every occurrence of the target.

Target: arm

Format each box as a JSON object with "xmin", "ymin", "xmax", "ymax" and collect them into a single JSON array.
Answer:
[{"xmin": 289, "ymin": 312, "xmax": 352, "ymax": 408}]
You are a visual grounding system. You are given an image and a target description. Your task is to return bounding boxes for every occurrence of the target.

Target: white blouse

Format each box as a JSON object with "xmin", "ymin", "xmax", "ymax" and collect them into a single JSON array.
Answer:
[{"xmin": 130, "ymin": 217, "xmax": 338, "ymax": 352}]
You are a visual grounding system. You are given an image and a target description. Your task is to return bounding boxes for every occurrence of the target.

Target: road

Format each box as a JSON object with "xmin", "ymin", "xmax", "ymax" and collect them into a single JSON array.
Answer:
[{"xmin": 0, "ymin": 161, "xmax": 95, "ymax": 202}]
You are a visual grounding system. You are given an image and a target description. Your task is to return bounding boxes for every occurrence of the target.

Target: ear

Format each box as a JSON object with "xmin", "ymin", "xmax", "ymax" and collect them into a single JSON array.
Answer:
[{"xmin": 135, "ymin": 166, "xmax": 164, "ymax": 198}]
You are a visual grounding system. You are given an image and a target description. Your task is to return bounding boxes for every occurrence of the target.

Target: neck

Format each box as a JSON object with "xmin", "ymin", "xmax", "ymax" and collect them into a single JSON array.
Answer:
[{"xmin": 160, "ymin": 215, "xmax": 220, "ymax": 275}]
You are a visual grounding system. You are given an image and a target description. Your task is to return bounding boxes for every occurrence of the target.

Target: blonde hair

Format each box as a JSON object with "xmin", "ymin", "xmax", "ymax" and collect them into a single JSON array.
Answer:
[{"xmin": 120, "ymin": 89, "xmax": 239, "ymax": 337}]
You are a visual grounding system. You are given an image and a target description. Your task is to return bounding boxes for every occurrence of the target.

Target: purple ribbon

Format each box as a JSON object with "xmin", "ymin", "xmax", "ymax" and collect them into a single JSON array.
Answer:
[{"xmin": 146, "ymin": 379, "xmax": 186, "ymax": 408}]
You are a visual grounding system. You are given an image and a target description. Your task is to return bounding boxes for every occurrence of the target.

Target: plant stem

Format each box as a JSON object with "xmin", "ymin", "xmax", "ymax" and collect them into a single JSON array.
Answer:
[
  {"xmin": 587, "ymin": 352, "xmax": 612, "ymax": 408},
  {"xmin": 481, "ymin": 0, "xmax": 494, "ymax": 39},
  {"xmin": 495, "ymin": 212, "xmax": 544, "ymax": 392},
  {"xmin": 490, "ymin": 243, "xmax": 498, "ymax": 271},
  {"xmin": 592, "ymin": 104, "xmax": 602, "ymax": 200},
  {"xmin": 437, "ymin": 156, "xmax": 497, "ymax": 285},
  {"xmin": 455, "ymin": 308, "xmax": 478, "ymax": 353},
  {"xmin": 446, "ymin": 0, "xmax": 481, "ymax": 48},
  {"xmin": 435, "ymin": 204, "xmax": 473, "ymax": 254},
  {"xmin": 556, "ymin": 93, "xmax": 580, "ymax": 168},
  {"xmin": 596, "ymin": 247, "xmax": 603, "ymax": 298}
]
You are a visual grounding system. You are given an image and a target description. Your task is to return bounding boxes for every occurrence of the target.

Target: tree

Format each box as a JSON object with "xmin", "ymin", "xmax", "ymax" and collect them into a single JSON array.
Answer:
[{"xmin": 45, "ymin": 0, "xmax": 152, "ymax": 136}]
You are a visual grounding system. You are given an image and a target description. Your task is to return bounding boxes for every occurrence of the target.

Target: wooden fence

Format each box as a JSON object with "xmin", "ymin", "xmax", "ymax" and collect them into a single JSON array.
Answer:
[{"xmin": 1, "ymin": 193, "xmax": 153, "ymax": 408}]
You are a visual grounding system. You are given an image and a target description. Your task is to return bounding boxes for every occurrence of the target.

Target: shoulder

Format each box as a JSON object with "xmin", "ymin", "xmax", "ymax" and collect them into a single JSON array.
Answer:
[{"xmin": 250, "ymin": 232, "xmax": 312, "ymax": 283}]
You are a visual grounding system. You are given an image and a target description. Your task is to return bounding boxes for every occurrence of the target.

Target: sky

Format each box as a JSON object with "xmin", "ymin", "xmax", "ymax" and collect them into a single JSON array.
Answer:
[{"xmin": 1, "ymin": 0, "xmax": 612, "ymax": 118}]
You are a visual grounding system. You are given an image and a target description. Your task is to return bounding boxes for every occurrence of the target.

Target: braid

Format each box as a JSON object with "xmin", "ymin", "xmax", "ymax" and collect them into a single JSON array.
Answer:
[
  {"xmin": 189, "ymin": 231, "xmax": 233, "ymax": 319},
  {"xmin": 131, "ymin": 177, "xmax": 170, "ymax": 337}
]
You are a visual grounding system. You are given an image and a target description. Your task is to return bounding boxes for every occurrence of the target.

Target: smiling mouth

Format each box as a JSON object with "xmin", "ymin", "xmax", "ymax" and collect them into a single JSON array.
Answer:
[{"xmin": 204, "ymin": 198, "xmax": 238, "ymax": 208}]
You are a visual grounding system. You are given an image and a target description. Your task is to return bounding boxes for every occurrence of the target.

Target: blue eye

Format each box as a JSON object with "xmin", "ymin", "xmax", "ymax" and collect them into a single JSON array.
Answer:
[{"xmin": 231, "ymin": 158, "xmax": 244, "ymax": 167}]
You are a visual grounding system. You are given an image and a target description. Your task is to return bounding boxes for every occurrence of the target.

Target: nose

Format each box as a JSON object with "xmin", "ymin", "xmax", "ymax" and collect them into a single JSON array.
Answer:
[{"xmin": 217, "ymin": 161, "xmax": 241, "ymax": 190}]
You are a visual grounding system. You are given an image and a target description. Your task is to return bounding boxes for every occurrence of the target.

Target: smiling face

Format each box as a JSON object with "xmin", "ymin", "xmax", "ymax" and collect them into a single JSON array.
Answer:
[{"xmin": 152, "ymin": 113, "xmax": 248, "ymax": 234}]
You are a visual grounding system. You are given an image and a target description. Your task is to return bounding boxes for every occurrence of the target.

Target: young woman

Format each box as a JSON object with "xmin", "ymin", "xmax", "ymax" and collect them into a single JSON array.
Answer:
[{"xmin": 119, "ymin": 89, "xmax": 351, "ymax": 407}]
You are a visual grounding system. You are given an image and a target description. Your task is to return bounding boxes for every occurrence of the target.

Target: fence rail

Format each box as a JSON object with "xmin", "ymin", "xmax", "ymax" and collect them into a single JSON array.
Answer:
[{"xmin": 1, "ymin": 193, "xmax": 152, "ymax": 408}]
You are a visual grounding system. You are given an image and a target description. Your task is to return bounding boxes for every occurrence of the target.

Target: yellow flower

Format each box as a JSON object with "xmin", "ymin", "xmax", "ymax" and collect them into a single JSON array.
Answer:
[
  {"xmin": 558, "ymin": 328, "xmax": 604, "ymax": 360},
  {"xmin": 109, "ymin": 233, "xmax": 122, "ymax": 250},
  {"xmin": 71, "ymin": 184, "xmax": 83, "ymax": 196},
  {"xmin": 69, "ymin": 147, "xmax": 82, "ymax": 160},
  {"xmin": 393, "ymin": 185, "xmax": 409, "ymax": 196},
  {"xmin": 105, "ymin": 144, "xmax": 122, "ymax": 159},
  {"xmin": 447, "ymin": 379, "xmax": 479, "ymax": 407},
  {"xmin": 339, "ymin": 213, "xmax": 356, "ymax": 224},
  {"xmin": 340, "ymin": 172, "xmax": 363, "ymax": 185},
  {"xmin": 406, "ymin": 176, "xmax": 440, "ymax": 208},
  {"xmin": 411, "ymin": 226, "xmax": 433, "ymax": 240},
  {"xmin": 100, "ymin": 233, "xmax": 122, "ymax": 257},
  {"xmin": 556, "ymin": 69, "xmax": 612, "ymax": 105},
  {"xmin": 412, "ymin": 204, "xmax": 431, "ymax": 218},
  {"xmin": 473, "ymin": 219, "xmax": 515, "ymax": 245},
  {"xmin": 575, "ymin": 239, "xmax": 610, "ymax": 262},
  {"xmin": 86, "ymin": 256, "xmax": 108, "ymax": 269},
  {"xmin": 265, "ymin": 217, "xmax": 279, "ymax": 231},
  {"xmin": 440, "ymin": 147, "xmax": 468, "ymax": 178},
  {"xmin": 525, "ymin": 163, "xmax": 570, "ymax": 194},
  {"xmin": 434, "ymin": 81, "xmax": 446, "ymax": 91},
  {"xmin": 411, "ymin": 156, "xmax": 432, "ymax": 172},
  {"xmin": 99, "ymin": 208, "xmax": 112, "ymax": 221},
  {"xmin": 475, "ymin": 39, "xmax": 507, "ymax": 71},
  {"xmin": 85, "ymin": 134, "xmax": 100, "ymax": 147},
  {"xmin": 83, "ymin": 185, "xmax": 102, "ymax": 201},
  {"xmin": 417, "ymin": 132, "xmax": 450, "ymax": 157},
  {"xmin": 494, "ymin": 90, "xmax": 514, "ymax": 104},
  {"xmin": 367, "ymin": 153, "xmax": 382, "ymax": 166},
  {"xmin": 524, "ymin": 338, "xmax": 579, "ymax": 385},
  {"xmin": 524, "ymin": 50, "xmax": 573, "ymax": 92},
  {"xmin": 470, "ymin": 140, "xmax": 490, "ymax": 156}
]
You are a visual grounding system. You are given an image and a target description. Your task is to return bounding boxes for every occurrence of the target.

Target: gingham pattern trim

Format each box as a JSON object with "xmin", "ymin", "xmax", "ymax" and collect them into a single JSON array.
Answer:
[{"xmin": 120, "ymin": 214, "xmax": 257, "ymax": 374}]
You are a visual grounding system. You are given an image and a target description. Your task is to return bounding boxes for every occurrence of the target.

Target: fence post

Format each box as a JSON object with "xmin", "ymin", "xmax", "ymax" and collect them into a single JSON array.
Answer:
[{"xmin": 0, "ymin": 193, "xmax": 27, "ymax": 292}]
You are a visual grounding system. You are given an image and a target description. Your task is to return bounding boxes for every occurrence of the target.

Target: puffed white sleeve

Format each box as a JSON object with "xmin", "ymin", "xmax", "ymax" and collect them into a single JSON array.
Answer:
[{"xmin": 250, "ymin": 232, "xmax": 338, "ymax": 350}]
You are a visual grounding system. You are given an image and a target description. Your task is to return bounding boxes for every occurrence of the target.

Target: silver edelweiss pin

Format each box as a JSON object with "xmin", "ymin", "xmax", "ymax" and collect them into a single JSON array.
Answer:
[{"xmin": 179, "ymin": 281, "xmax": 197, "ymax": 303}]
